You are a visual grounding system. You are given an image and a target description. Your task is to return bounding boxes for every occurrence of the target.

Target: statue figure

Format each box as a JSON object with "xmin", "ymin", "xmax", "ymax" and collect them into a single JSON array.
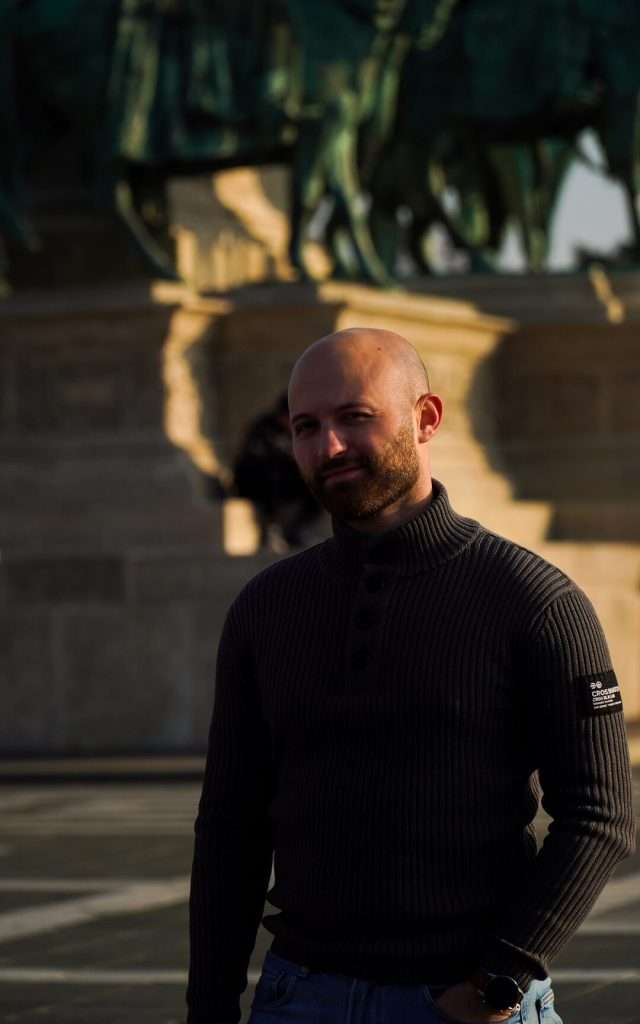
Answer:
[
  {"xmin": 3, "ymin": 0, "xmax": 640, "ymax": 293},
  {"xmin": 364, "ymin": 0, "xmax": 640, "ymax": 274}
]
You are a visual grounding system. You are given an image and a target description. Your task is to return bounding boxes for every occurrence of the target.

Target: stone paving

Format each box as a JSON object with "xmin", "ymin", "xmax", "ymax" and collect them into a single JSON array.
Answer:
[{"xmin": 0, "ymin": 773, "xmax": 638, "ymax": 1024}]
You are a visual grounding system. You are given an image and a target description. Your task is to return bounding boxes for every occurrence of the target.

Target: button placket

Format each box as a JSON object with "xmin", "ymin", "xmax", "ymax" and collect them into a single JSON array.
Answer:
[{"xmin": 345, "ymin": 565, "xmax": 395, "ymax": 692}]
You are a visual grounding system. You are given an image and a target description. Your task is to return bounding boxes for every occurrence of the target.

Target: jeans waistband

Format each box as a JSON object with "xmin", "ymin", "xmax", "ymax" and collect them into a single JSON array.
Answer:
[
  {"xmin": 264, "ymin": 948, "xmax": 453, "ymax": 994},
  {"xmin": 264, "ymin": 950, "xmax": 311, "ymax": 977}
]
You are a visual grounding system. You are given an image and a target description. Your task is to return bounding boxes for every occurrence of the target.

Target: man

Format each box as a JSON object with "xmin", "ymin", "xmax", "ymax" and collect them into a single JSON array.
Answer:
[{"xmin": 187, "ymin": 328, "xmax": 634, "ymax": 1024}]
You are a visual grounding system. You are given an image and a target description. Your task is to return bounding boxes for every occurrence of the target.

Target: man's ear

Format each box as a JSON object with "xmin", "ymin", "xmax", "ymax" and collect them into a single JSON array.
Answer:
[{"xmin": 416, "ymin": 393, "xmax": 443, "ymax": 442}]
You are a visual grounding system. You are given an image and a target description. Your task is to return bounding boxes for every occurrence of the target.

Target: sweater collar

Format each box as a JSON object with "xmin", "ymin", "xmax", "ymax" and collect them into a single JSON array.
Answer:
[{"xmin": 321, "ymin": 479, "xmax": 480, "ymax": 577}]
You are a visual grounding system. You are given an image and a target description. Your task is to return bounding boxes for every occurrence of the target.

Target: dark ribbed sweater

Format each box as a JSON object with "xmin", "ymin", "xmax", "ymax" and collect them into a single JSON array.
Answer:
[{"xmin": 187, "ymin": 480, "xmax": 634, "ymax": 1024}]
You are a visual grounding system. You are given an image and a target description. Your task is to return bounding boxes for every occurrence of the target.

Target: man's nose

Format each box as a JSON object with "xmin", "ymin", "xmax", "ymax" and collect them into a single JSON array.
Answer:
[{"xmin": 319, "ymin": 428, "xmax": 347, "ymax": 459}]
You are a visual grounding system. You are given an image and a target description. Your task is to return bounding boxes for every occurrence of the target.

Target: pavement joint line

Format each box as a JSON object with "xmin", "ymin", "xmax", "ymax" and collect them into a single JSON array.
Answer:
[
  {"xmin": 0, "ymin": 878, "xmax": 190, "ymax": 944},
  {"xmin": 0, "ymin": 757, "xmax": 206, "ymax": 781},
  {"xmin": 0, "ymin": 882, "xmax": 634, "ymax": 931},
  {"xmin": 0, "ymin": 968, "xmax": 189, "ymax": 985},
  {"xmin": 0, "ymin": 749, "xmax": 638, "ymax": 778},
  {"xmin": 552, "ymin": 969, "xmax": 640, "ymax": 983},
  {"xmin": 2, "ymin": 818, "xmax": 195, "ymax": 824},
  {"xmin": 0, "ymin": 794, "xmax": 54, "ymax": 812},
  {"xmin": 578, "ymin": 922, "xmax": 640, "ymax": 934},
  {"xmin": 0, "ymin": 827, "xmax": 193, "ymax": 836},
  {"xmin": 0, "ymin": 878, "xmax": 179, "ymax": 893},
  {"xmin": 0, "ymin": 968, "xmax": 639, "ymax": 986}
]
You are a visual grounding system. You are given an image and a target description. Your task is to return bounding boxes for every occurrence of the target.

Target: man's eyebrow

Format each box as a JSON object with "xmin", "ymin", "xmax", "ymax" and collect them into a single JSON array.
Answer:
[
  {"xmin": 291, "ymin": 402, "xmax": 374, "ymax": 425},
  {"xmin": 335, "ymin": 402, "xmax": 377, "ymax": 416}
]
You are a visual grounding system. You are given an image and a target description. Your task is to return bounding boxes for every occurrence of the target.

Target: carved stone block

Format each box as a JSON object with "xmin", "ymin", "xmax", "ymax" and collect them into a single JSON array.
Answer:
[
  {"xmin": 15, "ymin": 345, "xmax": 164, "ymax": 434},
  {"xmin": 611, "ymin": 372, "xmax": 640, "ymax": 433},
  {"xmin": 5, "ymin": 557, "xmax": 125, "ymax": 605},
  {"xmin": 58, "ymin": 606, "xmax": 193, "ymax": 751},
  {"xmin": 0, "ymin": 613, "xmax": 58, "ymax": 750}
]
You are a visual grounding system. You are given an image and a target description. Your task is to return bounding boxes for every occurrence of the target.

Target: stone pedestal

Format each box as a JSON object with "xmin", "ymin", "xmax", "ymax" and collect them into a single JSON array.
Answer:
[
  {"xmin": 2, "ymin": 275, "xmax": 639, "ymax": 753},
  {"xmin": 0, "ymin": 285, "xmax": 261, "ymax": 753}
]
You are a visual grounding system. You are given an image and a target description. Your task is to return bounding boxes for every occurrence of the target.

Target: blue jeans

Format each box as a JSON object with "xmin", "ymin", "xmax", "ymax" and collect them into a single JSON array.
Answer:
[{"xmin": 248, "ymin": 950, "xmax": 563, "ymax": 1024}]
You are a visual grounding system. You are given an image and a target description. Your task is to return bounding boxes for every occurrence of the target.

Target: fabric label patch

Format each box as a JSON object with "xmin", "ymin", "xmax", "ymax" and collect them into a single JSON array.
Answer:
[{"xmin": 575, "ymin": 670, "xmax": 623, "ymax": 717}]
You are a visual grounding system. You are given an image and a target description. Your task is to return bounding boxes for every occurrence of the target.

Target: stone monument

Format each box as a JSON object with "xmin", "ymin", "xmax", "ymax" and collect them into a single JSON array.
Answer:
[
  {"xmin": 2, "ymin": 266, "xmax": 640, "ymax": 753},
  {"xmin": 2, "ymin": 1, "xmax": 640, "ymax": 752}
]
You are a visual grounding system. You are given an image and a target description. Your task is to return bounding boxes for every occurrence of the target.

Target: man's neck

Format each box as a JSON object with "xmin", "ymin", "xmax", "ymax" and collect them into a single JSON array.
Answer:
[{"xmin": 344, "ymin": 485, "xmax": 434, "ymax": 536}]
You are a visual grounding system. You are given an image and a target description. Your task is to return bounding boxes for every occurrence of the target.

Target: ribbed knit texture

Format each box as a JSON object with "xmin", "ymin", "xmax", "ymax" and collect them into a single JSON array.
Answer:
[{"xmin": 187, "ymin": 481, "xmax": 634, "ymax": 1024}]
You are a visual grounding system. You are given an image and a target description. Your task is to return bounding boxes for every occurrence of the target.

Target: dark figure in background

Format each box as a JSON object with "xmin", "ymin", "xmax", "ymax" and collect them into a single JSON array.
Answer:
[{"xmin": 233, "ymin": 393, "xmax": 322, "ymax": 552}]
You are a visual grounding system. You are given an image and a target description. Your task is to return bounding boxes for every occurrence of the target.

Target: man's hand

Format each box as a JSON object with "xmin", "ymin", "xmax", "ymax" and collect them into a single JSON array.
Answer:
[{"xmin": 435, "ymin": 981, "xmax": 516, "ymax": 1023}]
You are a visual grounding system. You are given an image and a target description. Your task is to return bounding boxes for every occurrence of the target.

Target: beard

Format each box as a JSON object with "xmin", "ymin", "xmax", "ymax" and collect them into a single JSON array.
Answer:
[{"xmin": 303, "ymin": 424, "xmax": 420, "ymax": 521}]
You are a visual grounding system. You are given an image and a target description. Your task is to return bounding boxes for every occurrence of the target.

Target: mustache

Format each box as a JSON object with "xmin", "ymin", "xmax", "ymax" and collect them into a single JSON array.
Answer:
[{"xmin": 316, "ymin": 458, "xmax": 370, "ymax": 481}]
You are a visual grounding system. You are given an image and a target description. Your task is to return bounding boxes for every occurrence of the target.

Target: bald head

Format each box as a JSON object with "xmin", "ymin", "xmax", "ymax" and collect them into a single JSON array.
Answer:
[
  {"xmin": 289, "ymin": 327, "xmax": 429, "ymax": 411},
  {"xmin": 288, "ymin": 327, "xmax": 442, "ymax": 533}
]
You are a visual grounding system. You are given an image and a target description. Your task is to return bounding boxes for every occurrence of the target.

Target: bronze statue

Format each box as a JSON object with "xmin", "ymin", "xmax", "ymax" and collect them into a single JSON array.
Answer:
[{"xmin": 3, "ymin": 0, "xmax": 640, "ymax": 292}]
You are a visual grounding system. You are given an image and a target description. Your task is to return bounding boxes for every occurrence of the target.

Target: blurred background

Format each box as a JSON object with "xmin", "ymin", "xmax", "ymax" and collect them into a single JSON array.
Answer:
[{"xmin": 1, "ymin": 3, "xmax": 639, "ymax": 1021}]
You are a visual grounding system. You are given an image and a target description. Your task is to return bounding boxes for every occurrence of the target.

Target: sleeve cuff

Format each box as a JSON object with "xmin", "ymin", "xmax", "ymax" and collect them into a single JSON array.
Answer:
[{"xmin": 478, "ymin": 936, "xmax": 549, "ymax": 992}]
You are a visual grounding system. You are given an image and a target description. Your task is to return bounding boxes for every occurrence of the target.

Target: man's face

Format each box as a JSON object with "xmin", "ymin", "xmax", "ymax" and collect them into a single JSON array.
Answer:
[{"xmin": 289, "ymin": 349, "xmax": 421, "ymax": 521}]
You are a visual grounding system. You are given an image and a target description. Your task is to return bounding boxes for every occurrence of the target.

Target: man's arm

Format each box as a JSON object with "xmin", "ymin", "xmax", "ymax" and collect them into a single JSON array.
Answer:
[
  {"xmin": 187, "ymin": 605, "xmax": 274, "ymax": 1024},
  {"xmin": 478, "ymin": 586, "xmax": 635, "ymax": 989}
]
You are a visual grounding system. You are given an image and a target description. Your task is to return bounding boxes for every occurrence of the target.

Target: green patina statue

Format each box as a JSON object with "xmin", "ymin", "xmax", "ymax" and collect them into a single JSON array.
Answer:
[{"xmin": 3, "ymin": 0, "xmax": 640, "ymax": 290}]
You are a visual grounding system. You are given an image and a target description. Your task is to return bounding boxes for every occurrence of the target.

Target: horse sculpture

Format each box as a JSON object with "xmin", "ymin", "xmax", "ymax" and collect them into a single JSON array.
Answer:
[{"xmin": 2, "ymin": 0, "xmax": 640, "ymax": 292}]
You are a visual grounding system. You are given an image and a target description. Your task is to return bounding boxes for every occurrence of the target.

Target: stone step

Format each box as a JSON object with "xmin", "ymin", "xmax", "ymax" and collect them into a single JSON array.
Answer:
[
  {"xmin": 7, "ymin": 211, "xmax": 150, "ymax": 290},
  {"xmin": 463, "ymin": 500, "xmax": 554, "ymax": 548},
  {"xmin": 437, "ymin": 472, "xmax": 514, "ymax": 508},
  {"xmin": 0, "ymin": 454, "xmax": 217, "ymax": 530},
  {"xmin": 1, "ymin": 501, "xmax": 221, "ymax": 553},
  {"xmin": 537, "ymin": 541, "xmax": 640, "ymax": 583},
  {"xmin": 550, "ymin": 501, "xmax": 640, "ymax": 543}
]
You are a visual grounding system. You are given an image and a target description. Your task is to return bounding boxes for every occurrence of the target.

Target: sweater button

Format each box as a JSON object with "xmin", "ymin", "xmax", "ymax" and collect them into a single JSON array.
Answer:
[
  {"xmin": 354, "ymin": 606, "xmax": 380, "ymax": 629},
  {"xmin": 350, "ymin": 647, "xmax": 369, "ymax": 671},
  {"xmin": 363, "ymin": 571, "xmax": 392, "ymax": 593},
  {"xmin": 367, "ymin": 541, "xmax": 394, "ymax": 564}
]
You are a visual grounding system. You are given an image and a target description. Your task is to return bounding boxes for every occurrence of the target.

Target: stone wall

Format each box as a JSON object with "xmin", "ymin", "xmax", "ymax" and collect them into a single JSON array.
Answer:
[{"xmin": 1, "ymin": 286, "xmax": 232, "ymax": 753}]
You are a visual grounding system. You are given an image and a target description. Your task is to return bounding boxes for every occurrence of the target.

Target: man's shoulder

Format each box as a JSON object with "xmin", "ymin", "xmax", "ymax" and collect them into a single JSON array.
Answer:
[
  {"xmin": 233, "ymin": 539, "xmax": 328, "ymax": 605},
  {"xmin": 472, "ymin": 523, "xmax": 577, "ymax": 607}
]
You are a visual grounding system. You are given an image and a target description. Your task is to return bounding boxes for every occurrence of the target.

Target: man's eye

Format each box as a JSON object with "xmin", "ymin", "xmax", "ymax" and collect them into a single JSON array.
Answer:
[
  {"xmin": 294, "ymin": 422, "xmax": 314, "ymax": 436},
  {"xmin": 345, "ymin": 412, "xmax": 370, "ymax": 421}
]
